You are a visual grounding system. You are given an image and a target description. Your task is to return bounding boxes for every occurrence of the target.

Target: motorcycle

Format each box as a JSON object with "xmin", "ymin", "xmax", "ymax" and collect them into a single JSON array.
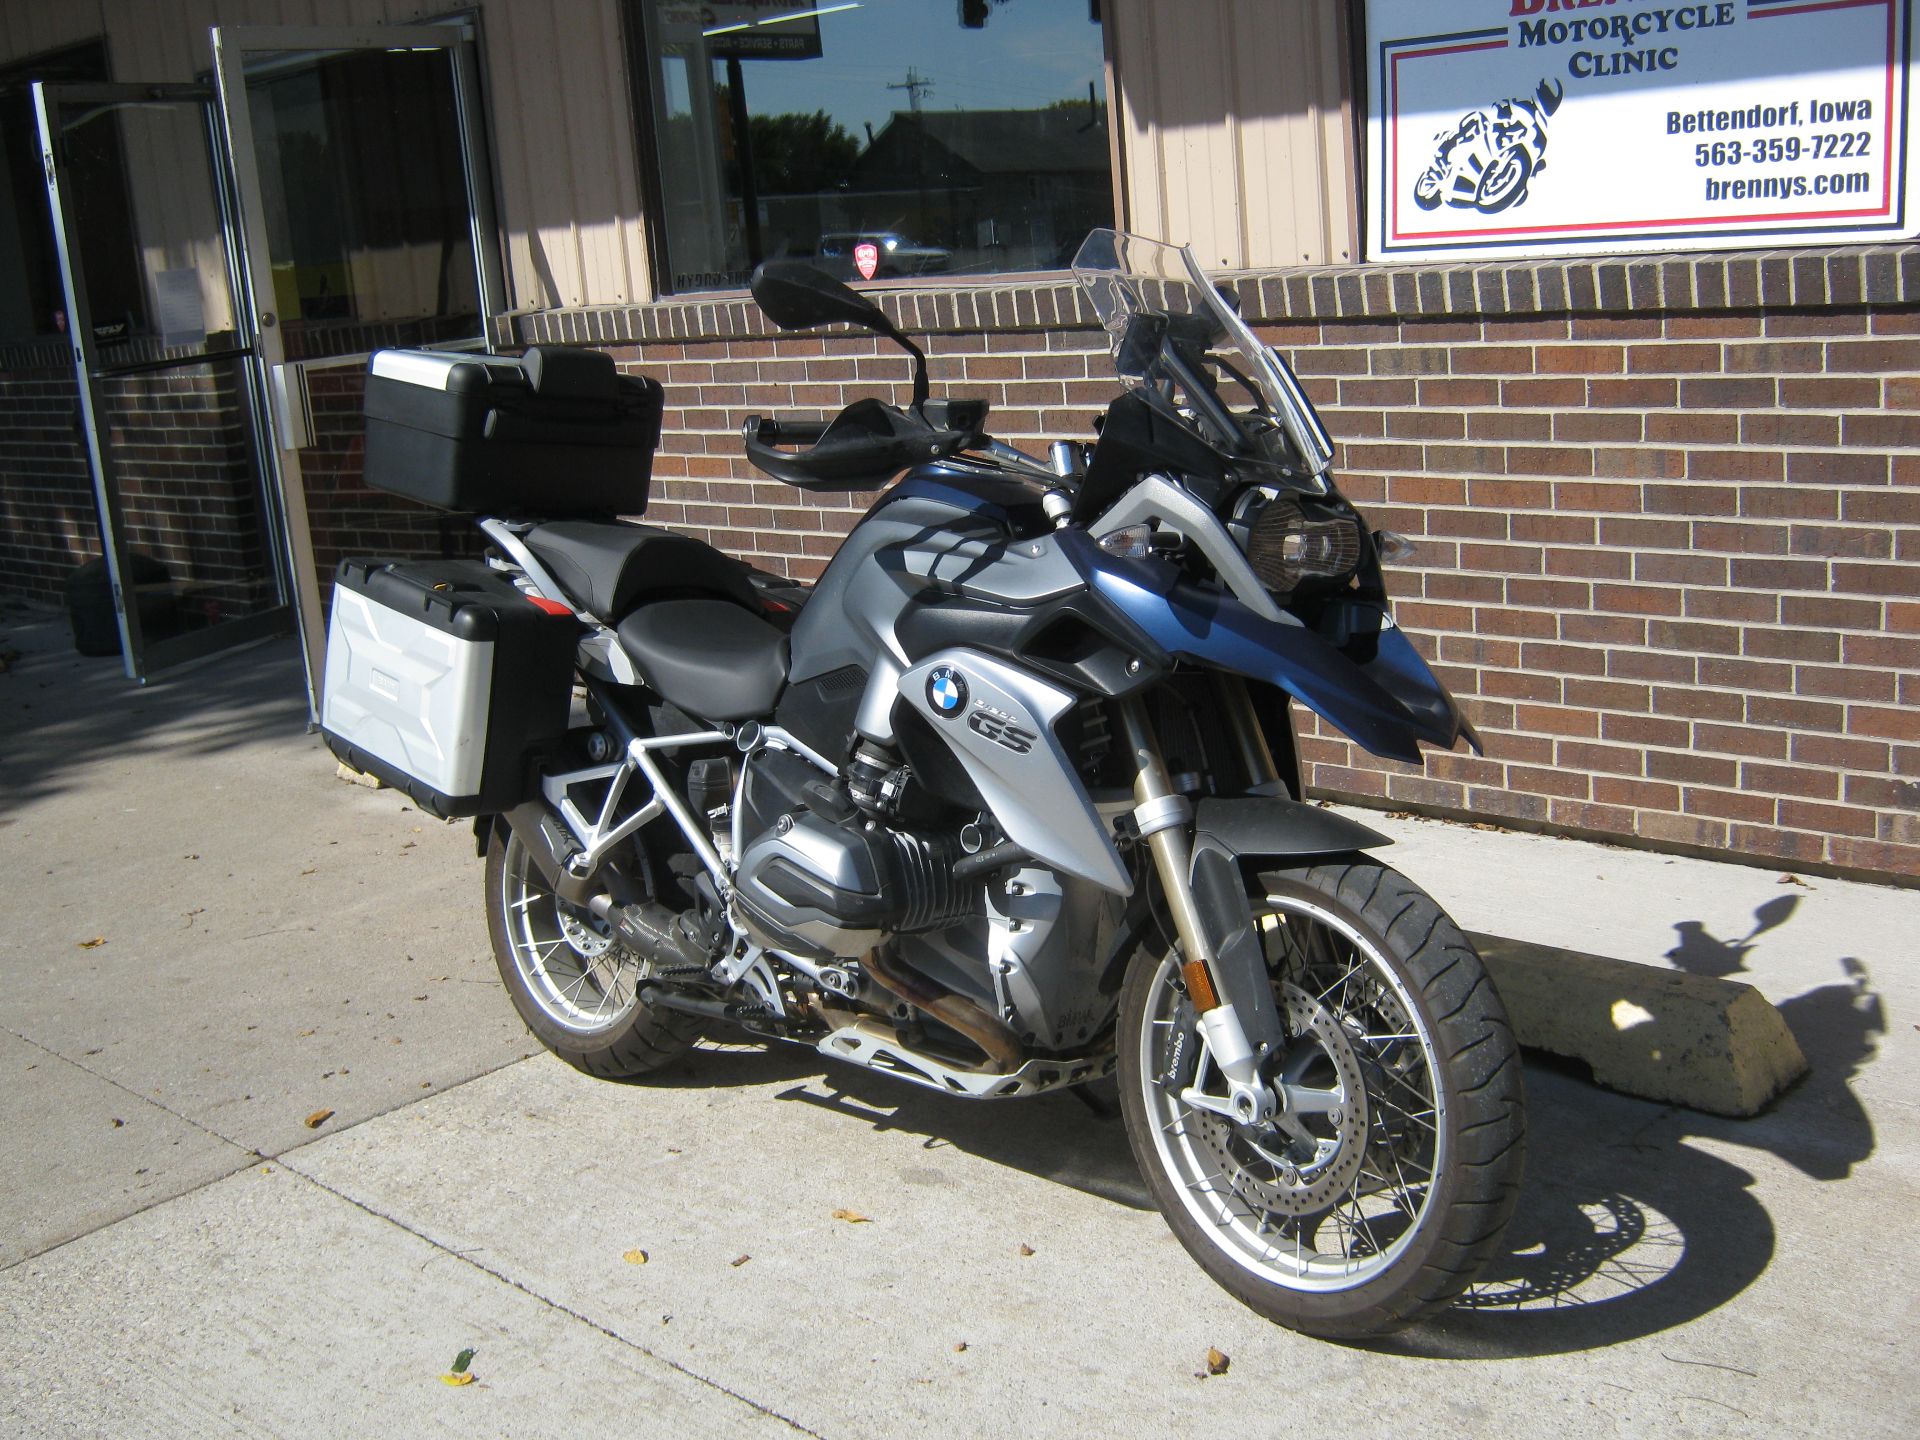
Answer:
[
  {"xmin": 1413, "ymin": 78, "xmax": 1564, "ymax": 215},
  {"xmin": 323, "ymin": 228, "xmax": 1524, "ymax": 1339}
]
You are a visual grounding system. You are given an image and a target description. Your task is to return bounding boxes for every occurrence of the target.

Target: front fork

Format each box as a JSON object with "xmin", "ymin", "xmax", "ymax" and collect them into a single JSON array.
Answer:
[{"xmin": 1118, "ymin": 685, "xmax": 1283, "ymax": 1127}]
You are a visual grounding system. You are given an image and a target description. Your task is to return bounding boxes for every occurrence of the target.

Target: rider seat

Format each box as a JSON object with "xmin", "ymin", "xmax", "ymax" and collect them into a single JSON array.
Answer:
[
  {"xmin": 616, "ymin": 599, "xmax": 789, "ymax": 721},
  {"xmin": 522, "ymin": 520, "xmax": 759, "ymax": 621}
]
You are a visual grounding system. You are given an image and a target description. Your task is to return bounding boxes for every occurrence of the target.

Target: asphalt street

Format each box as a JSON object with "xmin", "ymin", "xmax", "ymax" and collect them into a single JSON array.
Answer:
[{"xmin": 2, "ymin": 607, "xmax": 1915, "ymax": 1438}]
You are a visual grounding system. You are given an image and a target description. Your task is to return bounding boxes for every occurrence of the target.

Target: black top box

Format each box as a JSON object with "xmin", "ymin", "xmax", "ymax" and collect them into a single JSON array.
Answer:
[{"xmin": 363, "ymin": 346, "xmax": 663, "ymax": 516}]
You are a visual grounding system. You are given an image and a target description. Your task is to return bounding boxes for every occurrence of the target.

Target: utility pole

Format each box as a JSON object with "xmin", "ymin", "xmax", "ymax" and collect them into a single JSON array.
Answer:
[{"xmin": 887, "ymin": 67, "xmax": 932, "ymax": 113}]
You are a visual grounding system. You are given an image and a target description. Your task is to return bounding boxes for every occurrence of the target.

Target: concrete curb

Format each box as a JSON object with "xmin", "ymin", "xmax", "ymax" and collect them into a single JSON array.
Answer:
[{"xmin": 1469, "ymin": 931, "xmax": 1809, "ymax": 1117}]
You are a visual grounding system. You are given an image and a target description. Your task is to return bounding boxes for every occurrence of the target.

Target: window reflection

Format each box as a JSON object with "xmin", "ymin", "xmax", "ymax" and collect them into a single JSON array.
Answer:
[{"xmin": 645, "ymin": 0, "xmax": 1112, "ymax": 292}]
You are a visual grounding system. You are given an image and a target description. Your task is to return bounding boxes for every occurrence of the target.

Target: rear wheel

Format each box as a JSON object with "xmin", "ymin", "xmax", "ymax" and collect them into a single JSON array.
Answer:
[
  {"xmin": 485, "ymin": 826, "xmax": 700, "ymax": 1077},
  {"xmin": 1118, "ymin": 858, "xmax": 1525, "ymax": 1338}
]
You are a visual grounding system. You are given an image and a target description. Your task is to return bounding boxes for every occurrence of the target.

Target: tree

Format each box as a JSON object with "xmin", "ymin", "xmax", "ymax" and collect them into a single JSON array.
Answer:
[{"xmin": 746, "ymin": 109, "xmax": 861, "ymax": 195}]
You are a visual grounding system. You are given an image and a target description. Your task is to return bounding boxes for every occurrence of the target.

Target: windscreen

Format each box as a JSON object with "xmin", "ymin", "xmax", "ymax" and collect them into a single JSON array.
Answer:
[{"xmin": 1071, "ymin": 229, "xmax": 1334, "ymax": 489}]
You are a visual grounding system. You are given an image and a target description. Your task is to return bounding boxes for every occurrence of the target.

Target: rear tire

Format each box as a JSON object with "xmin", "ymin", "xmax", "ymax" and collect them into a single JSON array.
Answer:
[
  {"xmin": 1118, "ymin": 857, "xmax": 1525, "ymax": 1338},
  {"xmin": 485, "ymin": 826, "xmax": 701, "ymax": 1078}
]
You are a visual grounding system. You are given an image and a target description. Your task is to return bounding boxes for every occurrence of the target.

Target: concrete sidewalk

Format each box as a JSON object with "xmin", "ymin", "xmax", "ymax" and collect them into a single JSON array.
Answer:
[{"xmin": 2, "ymin": 608, "xmax": 1916, "ymax": 1438}]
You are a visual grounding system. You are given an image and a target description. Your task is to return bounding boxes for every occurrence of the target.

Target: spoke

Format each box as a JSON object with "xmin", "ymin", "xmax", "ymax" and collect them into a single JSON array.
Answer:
[
  {"xmin": 1368, "ymin": 1089, "xmax": 1438, "ymax": 1136},
  {"xmin": 1340, "ymin": 1192, "xmax": 1386, "ymax": 1269},
  {"xmin": 1372, "ymin": 1063, "xmax": 1439, "ymax": 1124},
  {"xmin": 1310, "ymin": 958, "xmax": 1363, "ymax": 1007}
]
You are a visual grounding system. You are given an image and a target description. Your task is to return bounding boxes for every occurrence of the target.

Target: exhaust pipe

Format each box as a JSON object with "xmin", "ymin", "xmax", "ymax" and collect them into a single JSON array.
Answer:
[{"xmin": 861, "ymin": 945, "xmax": 1025, "ymax": 1075}]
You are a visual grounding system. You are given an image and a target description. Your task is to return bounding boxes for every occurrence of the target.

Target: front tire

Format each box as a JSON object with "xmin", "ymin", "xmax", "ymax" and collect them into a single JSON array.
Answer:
[
  {"xmin": 485, "ymin": 826, "xmax": 701, "ymax": 1078},
  {"xmin": 1117, "ymin": 858, "xmax": 1525, "ymax": 1338}
]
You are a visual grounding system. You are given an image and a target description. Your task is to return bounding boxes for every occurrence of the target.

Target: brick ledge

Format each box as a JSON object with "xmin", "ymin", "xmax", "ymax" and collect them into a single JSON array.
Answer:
[{"xmin": 502, "ymin": 243, "xmax": 1920, "ymax": 349}]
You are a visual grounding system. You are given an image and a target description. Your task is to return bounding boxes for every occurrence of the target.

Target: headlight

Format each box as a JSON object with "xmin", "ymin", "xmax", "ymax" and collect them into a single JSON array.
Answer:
[{"xmin": 1243, "ymin": 495, "xmax": 1361, "ymax": 594}]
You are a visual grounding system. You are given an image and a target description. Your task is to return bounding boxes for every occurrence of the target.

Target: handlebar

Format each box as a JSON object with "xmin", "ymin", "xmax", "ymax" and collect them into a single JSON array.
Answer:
[{"xmin": 742, "ymin": 397, "xmax": 989, "ymax": 491}]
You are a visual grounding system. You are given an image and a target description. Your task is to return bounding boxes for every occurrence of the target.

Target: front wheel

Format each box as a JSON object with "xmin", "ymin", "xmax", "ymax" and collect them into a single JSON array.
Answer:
[{"xmin": 1117, "ymin": 858, "xmax": 1525, "ymax": 1338}]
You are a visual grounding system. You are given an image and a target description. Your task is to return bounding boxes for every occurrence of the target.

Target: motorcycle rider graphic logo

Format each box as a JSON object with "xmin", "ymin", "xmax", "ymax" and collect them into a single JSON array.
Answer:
[
  {"xmin": 926, "ymin": 665, "xmax": 968, "ymax": 716},
  {"xmin": 1415, "ymin": 77, "xmax": 1564, "ymax": 214}
]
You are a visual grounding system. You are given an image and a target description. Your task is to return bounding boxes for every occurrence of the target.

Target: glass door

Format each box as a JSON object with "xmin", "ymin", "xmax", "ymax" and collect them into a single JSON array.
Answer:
[
  {"xmin": 34, "ymin": 81, "xmax": 293, "ymax": 680},
  {"xmin": 212, "ymin": 23, "xmax": 505, "ymax": 718}
]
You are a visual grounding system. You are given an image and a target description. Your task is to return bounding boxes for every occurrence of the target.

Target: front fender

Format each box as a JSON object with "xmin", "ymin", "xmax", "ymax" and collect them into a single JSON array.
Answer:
[
  {"xmin": 1078, "ymin": 542, "xmax": 1477, "ymax": 764},
  {"xmin": 1185, "ymin": 797, "xmax": 1389, "ymax": 1056}
]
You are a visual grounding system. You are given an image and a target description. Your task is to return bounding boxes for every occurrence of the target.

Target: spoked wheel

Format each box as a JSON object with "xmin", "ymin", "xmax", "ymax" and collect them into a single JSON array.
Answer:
[
  {"xmin": 1118, "ymin": 858, "xmax": 1525, "ymax": 1338},
  {"xmin": 485, "ymin": 826, "xmax": 700, "ymax": 1078}
]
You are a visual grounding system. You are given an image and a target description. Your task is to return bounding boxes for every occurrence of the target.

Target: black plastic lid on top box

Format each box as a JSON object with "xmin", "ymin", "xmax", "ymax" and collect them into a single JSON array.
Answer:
[{"xmin": 362, "ymin": 346, "xmax": 664, "ymax": 516}]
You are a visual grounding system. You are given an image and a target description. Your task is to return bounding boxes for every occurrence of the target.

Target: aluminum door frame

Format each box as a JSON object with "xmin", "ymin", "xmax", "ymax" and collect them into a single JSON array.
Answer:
[
  {"xmin": 211, "ymin": 22, "xmax": 508, "ymax": 721},
  {"xmin": 33, "ymin": 80, "xmax": 294, "ymax": 680}
]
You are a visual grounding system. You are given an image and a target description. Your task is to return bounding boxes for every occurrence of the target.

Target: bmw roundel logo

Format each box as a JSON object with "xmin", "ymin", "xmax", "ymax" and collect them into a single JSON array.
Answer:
[{"xmin": 926, "ymin": 665, "xmax": 968, "ymax": 718}]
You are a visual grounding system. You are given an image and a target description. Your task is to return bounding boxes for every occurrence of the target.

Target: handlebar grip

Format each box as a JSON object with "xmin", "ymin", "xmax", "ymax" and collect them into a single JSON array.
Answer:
[{"xmin": 744, "ymin": 415, "xmax": 830, "ymax": 446}]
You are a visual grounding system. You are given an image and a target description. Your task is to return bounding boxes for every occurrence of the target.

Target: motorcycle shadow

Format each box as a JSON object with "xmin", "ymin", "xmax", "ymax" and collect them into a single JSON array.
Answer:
[
  {"xmin": 1385, "ymin": 1056, "xmax": 1777, "ymax": 1358},
  {"xmin": 623, "ymin": 1033, "xmax": 1153, "ymax": 1209},
  {"xmin": 656, "ymin": 923, "xmax": 1884, "ymax": 1360},
  {"xmin": 778, "ymin": 1065, "xmax": 1152, "ymax": 1212}
]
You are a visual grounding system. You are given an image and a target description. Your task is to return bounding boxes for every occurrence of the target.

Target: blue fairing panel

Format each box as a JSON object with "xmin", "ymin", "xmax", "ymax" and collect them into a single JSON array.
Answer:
[{"xmin": 1076, "ymin": 541, "xmax": 1475, "ymax": 765}]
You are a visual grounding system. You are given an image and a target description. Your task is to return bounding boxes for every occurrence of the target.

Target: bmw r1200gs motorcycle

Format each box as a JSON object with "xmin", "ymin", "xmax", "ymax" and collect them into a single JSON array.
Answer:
[{"xmin": 322, "ymin": 230, "xmax": 1524, "ymax": 1339}]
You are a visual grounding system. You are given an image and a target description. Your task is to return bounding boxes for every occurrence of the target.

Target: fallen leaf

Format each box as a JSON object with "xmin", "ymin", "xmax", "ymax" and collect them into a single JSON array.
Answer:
[
  {"xmin": 730, "ymin": 1254, "xmax": 751, "ymax": 1268},
  {"xmin": 110, "ymin": 1118, "xmax": 124, "ymax": 1128},
  {"xmin": 1204, "ymin": 1347, "xmax": 1230, "ymax": 1376},
  {"xmin": 77, "ymin": 937, "xmax": 106, "ymax": 949},
  {"xmin": 1777, "ymin": 873, "xmax": 1811, "ymax": 888},
  {"xmin": 832, "ymin": 1209, "xmax": 871, "ymax": 1224},
  {"xmin": 623, "ymin": 1249, "xmax": 649, "ymax": 1265},
  {"xmin": 953, "ymin": 1341, "xmax": 969, "ymax": 1353},
  {"xmin": 300, "ymin": 867, "xmax": 316, "ymax": 876},
  {"xmin": 297, "ymin": 1029, "xmax": 316, "ymax": 1038},
  {"xmin": 1017, "ymin": 1243, "xmax": 1036, "ymax": 1257},
  {"xmin": 439, "ymin": 1374, "xmax": 475, "ymax": 1387},
  {"xmin": 304, "ymin": 1108, "xmax": 334, "ymax": 1129}
]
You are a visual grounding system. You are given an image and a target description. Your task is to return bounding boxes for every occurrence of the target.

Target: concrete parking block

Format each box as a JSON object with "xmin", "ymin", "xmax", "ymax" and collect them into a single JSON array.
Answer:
[{"xmin": 1472, "ymin": 932, "xmax": 1809, "ymax": 1116}]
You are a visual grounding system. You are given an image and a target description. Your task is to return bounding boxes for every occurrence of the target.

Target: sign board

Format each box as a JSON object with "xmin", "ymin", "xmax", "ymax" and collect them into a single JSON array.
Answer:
[
  {"xmin": 655, "ymin": 3, "xmax": 824, "ymax": 61},
  {"xmin": 1365, "ymin": 0, "xmax": 1917, "ymax": 260}
]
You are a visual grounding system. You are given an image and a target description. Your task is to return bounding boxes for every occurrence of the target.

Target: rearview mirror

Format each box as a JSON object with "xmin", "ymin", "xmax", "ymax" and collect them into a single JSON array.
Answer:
[{"xmin": 750, "ymin": 260, "xmax": 890, "ymax": 334}]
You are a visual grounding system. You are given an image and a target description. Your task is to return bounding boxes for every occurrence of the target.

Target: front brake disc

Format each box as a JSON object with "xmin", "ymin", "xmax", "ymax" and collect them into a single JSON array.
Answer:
[{"xmin": 1192, "ymin": 984, "xmax": 1368, "ymax": 1218}]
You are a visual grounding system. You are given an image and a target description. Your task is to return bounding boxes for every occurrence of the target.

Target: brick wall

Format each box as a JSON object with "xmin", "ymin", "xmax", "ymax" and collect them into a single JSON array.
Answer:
[
  {"xmin": 0, "ymin": 366, "xmax": 95, "ymax": 597},
  {"xmin": 0, "ymin": 361, "xmax": 278, "ymax": 624},
  {"xmin": 513, "ymin": 245, "xmax": 1920, "ymax": 882},
  {"xmin": 98, "ymin": 364, "xmax": 276, "ymax": 624}
]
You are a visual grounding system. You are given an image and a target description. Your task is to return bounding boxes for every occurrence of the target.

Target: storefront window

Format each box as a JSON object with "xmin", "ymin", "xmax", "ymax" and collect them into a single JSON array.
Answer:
[
  {"xmin": 640, "ymin": 1, "xmax": 1111, "ymax": 293},
  {"xmin": 0, "ymin": 41, "xmax": 139, "ymax": 349}
]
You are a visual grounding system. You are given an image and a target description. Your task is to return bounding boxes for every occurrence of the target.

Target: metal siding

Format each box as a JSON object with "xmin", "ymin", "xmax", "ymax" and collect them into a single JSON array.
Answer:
[{"xmin": 1115, "ymin": 0, "xmax": 1352, "ymax": 268}]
